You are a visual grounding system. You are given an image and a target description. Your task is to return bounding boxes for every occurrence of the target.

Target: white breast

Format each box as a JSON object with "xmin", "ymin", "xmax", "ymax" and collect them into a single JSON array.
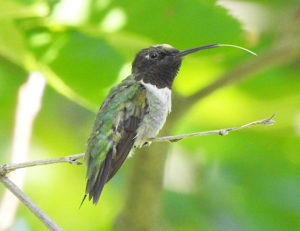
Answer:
[
  {"xmin": 140, "ymin": 81, "xmax": 171, "ymax": 112},
  {"xmin": 134, "ymin": 81, "xmax": 171, "ymax": 147}
]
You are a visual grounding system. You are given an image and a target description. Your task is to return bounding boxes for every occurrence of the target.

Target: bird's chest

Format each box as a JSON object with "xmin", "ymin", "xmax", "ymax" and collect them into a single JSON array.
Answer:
[{"xmin": 135, "ymin": 81, "xmax": 171, "ymax": 146}]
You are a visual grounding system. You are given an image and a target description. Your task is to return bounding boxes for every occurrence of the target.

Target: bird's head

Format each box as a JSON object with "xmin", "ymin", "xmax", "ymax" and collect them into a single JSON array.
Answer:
[
  {"xmin": 132, "ymin": 44, "xmax": 181, "ymax": 74},
  {"xmin": 132, "ymin": 43, "xmax": 256, "ymax": 89},
  {"xmin": 132, "ymin": 44, "xmax": 182, "ymax": 89}
]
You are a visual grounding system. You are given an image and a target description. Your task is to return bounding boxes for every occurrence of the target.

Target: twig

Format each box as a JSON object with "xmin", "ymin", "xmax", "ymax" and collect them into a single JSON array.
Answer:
[
  {"xmin": 150, "ymin": 113, "xmax": 276, "ymax": 142},
  {"xmin": 0, "ymin": 176, "xmax": 62, "ymax": 231},
  {"xmin": 0, "ymin": 114, "xmax": 276, "ymax": 175},
  {"xmin": 0, "ymin": 153, "xmax": 85, "ymax": 175}
]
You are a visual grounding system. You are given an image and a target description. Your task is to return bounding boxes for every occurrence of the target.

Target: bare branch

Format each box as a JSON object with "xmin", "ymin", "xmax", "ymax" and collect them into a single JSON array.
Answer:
[
  {"xmin": 0, "ymin": 176, "xmax": 62, "ymax": 231},
  {"xmin": 150, "ymin": 113, "xmax": 276, "ymax": 143},
  {"xmin": 0, "ymin": 153, "xmax": 85, "ymax": 175},
  {"xmin": 0, "ymin": 114, "xmax": 276, "ymax": 175}
]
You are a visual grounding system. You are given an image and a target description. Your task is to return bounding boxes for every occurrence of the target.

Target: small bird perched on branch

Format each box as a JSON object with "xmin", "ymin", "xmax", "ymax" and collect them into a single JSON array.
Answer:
[{"xmin": 82, "ymin": 43, "xmax": 255, "ymax": 205}]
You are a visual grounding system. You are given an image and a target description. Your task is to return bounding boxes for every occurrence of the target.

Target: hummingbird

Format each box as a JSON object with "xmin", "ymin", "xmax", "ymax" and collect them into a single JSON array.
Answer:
[{"xmin": 83, "ymin": 43, "xmax": 256, "ymax": 205}]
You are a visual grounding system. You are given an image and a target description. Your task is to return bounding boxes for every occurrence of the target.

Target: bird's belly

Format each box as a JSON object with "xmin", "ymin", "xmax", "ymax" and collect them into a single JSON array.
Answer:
[{"xmin": 135, "ymin": 82, "xmax": 171, "ymax": 147}]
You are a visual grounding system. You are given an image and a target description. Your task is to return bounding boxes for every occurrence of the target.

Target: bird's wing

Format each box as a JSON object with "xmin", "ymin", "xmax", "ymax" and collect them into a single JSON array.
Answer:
[{"xmin": 84, "ymin": 77, "xmax": 148, "ymax": 205}]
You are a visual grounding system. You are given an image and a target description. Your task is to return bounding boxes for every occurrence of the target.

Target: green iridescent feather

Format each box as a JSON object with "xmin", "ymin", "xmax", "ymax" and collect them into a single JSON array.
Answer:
[{"xmin": 84, "ymin": 75, "xmax": 147, "ymax": 198}]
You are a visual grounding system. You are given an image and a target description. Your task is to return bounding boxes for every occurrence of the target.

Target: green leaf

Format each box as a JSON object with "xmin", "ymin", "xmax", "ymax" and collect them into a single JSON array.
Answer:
[
  {"xmin": 25, "ymin": 29, "xmax": 125, "ymax": 107},
  {"xmin": 48, "ymin": 31, "xmax": 124, "ymax": 105},
  {"xmin": 0, "ymin": 19, "xmax": 26, "ymax": 65},
  {"xmin": 109, "ymin": 0, "xmax": 244, "ymax": 47}
]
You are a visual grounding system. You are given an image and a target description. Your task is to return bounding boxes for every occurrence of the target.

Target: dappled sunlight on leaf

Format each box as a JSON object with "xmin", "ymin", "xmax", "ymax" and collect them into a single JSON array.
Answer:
[
  {"xmin": 51, "ymin": 0, "xmax": 90, "ymax": 25},
  {"xmin": 100, "ymin": 7, "xmax": 127, "ymax": 33}
]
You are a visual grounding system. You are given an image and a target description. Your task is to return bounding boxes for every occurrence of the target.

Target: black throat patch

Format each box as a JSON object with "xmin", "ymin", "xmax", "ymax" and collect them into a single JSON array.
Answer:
[{"xmin": 134, "ymin": 62, "xmax": 181, "ymax": 89}]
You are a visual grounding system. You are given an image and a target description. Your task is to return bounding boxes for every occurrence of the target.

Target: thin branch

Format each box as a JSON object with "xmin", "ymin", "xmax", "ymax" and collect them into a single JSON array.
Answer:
[
  {"xmin": 0, "ymin": 114, "xmax": 276, "ymax": 175},
  {"xmin": 150, "ymin": 113, "xmax": 276, "ymax": 142},
  {"xmin": 0, "ymin": 176, "xmax": 62, "ymax": 231},
  {"xmin": 0, "ymin": 153, "xmax": 85, "ymax": 175}
]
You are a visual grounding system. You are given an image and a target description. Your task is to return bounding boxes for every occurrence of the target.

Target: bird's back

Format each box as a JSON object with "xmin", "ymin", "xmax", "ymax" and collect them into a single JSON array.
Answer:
[{"xmin": 84, "ymin": 76, "xmax": 148, "ymax": 204}]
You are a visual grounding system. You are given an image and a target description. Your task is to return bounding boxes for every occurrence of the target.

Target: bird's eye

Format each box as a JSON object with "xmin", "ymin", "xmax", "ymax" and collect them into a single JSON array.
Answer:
[{"xmin": 149, "ymin": 51, "xmax": 159, "ymax": 59}]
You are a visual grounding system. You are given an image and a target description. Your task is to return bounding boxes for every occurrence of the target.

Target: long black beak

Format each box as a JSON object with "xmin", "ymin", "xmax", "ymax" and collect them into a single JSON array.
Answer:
[
  {"xmin": 176, "ymin": 44, "xmax": 257, "ymax": 57},
  {"xmin": 176, "ymin": 44, "xmax": 218, "ymax": 56}
]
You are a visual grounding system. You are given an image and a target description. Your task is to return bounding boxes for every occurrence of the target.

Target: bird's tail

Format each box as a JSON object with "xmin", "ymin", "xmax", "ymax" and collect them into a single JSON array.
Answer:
[
  {"xmin": 85, "ymin": 150, "xmax": 113, "ymax": 205},
  {"xmin": 79, "ymin": 194, "xmax": 87, "ymax": 209}
]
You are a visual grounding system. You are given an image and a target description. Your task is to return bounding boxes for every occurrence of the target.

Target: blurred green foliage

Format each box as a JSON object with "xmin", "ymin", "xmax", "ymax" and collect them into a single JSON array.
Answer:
[{"xmin": 0, "ymin": 0, "xmax": 299, "ymax": 231}]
